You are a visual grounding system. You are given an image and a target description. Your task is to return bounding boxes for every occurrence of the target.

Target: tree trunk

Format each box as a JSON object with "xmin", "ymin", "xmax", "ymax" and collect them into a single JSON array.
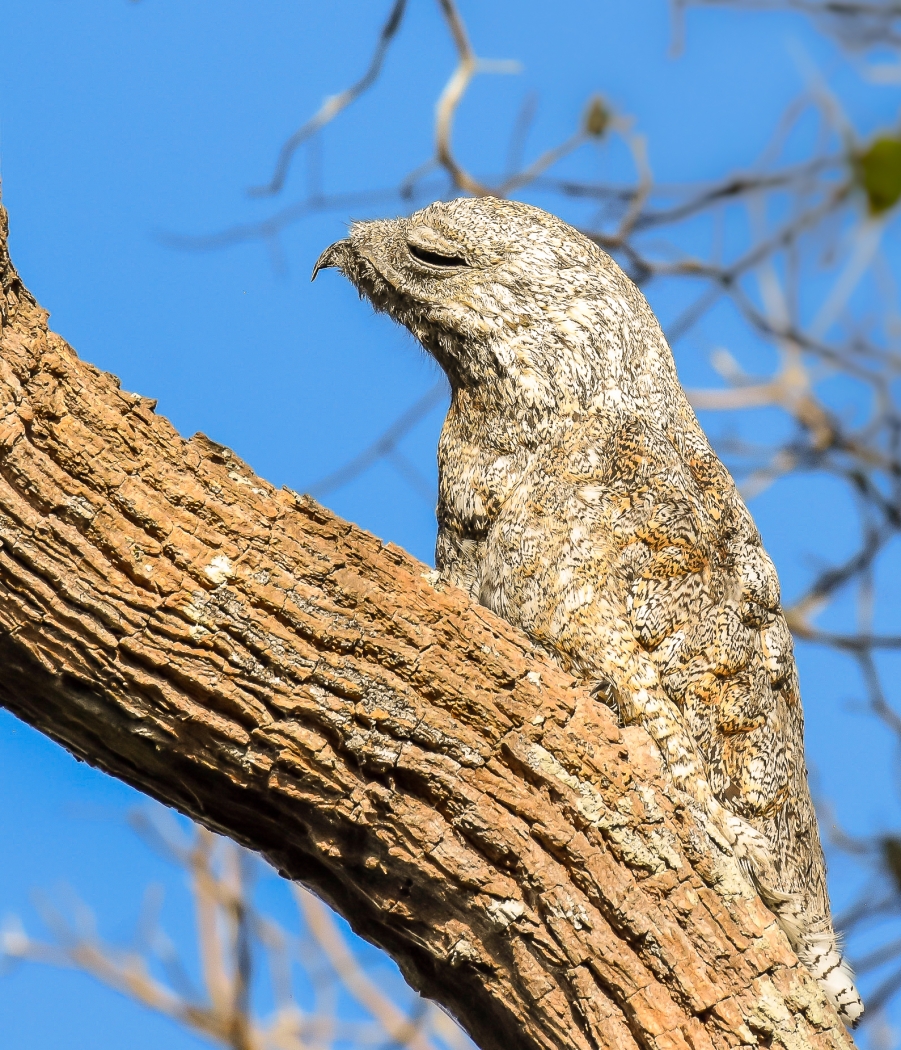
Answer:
[{"xmin": 0, "ymin": 206, "xmax": 852, "ymax": 1050}]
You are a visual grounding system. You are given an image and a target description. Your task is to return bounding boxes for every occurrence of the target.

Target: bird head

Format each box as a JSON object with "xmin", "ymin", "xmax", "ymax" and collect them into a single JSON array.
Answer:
[{"xmin": 313, "ymin": 196, "xmax": 675, "ymax": 415}]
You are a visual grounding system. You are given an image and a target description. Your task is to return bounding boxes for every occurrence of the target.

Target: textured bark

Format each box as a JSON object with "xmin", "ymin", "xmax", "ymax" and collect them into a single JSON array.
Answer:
[{"xmin": 0, "ymin": 206, "xmax": 853, "ymax": 1050}]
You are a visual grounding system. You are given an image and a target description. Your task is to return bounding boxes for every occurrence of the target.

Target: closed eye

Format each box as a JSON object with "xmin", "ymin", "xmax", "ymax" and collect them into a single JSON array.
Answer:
[{"xmin": 408, "ymin": 243, "xmax": 469, "ymax": 268}]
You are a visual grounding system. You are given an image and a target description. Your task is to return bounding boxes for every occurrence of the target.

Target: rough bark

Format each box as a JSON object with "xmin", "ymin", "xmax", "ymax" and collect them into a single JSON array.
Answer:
[{"xmin": 0, "ymin": 205, "xmax": 853, "ymax": 1050}]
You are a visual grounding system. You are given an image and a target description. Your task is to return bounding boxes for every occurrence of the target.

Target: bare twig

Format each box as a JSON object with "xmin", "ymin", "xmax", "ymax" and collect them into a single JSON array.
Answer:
[
  {"xmin": 432, "ymin": 0, "xmax": 520, "ymax": 195},
  {"xmin": 2, "ymin": 818, "xmax": 466, "ymax": 1050},
  {"xmin": 307, "ymin": 381, "xmax": 446, "ymax": 500},
  {"xmin": 248, "ymin": 0, "xmax": 409, "ymax": 198}
]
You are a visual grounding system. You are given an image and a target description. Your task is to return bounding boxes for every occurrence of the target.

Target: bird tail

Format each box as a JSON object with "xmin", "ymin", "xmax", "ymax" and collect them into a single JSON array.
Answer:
[
  {"xmin": 795, "ymin": 930, "xmax": 864, "ymax": 1027},
  {"xmin": 719, "ymin": 810, "xmax": 864, "ymax": 1026}
]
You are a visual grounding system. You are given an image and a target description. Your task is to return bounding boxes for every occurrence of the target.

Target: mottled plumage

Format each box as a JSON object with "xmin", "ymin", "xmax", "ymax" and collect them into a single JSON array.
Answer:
[{"xmin": 313, "ymin": 196, "xmax": 863, "ymax": 1024}]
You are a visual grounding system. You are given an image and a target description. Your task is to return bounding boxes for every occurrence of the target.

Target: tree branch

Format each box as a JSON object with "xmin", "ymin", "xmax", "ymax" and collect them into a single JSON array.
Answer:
[
  {"xmin": 0, "ymin": 205, "xmax": 854, "ymax": 1050},
  {"xmin": 247, "ymin": 0, "xmax": 409, "ymax": 199}
]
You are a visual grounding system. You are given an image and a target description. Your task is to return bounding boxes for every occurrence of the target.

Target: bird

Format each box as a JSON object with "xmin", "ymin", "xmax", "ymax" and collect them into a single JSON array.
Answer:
[{"xmin": 312, "ymin": 195, "xmax": 863, "ymax": 1025}]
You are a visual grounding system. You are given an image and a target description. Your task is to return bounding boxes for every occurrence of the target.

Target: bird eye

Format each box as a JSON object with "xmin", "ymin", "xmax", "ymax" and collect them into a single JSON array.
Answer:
[{"xmin": 408, "ymin": 243, "xmax": 469, "ymax": 268}]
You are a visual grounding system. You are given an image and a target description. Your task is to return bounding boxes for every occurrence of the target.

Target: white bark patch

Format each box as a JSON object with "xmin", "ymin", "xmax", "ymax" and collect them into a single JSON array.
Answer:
[
  {"xmin": 446, "ymin": 938, "xmax": 478, "ymax": 967},
  {"xmin": 488, "ymin": 898, "xmax": 525, "ymax": 928},
  {"xmin": 228, "ymin": 470, "xmax": 266, "ymax": 495},
  {"xmin": 205, "ymin": 555, "xmax": 235, "ymax": 585}
]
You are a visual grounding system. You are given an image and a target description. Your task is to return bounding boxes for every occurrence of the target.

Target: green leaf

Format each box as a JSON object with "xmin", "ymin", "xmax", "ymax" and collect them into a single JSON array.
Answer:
[
  {"xmin": 584, "ymin": 96, "xmax": 609, "ymax": 138},
  {"xmin": 858, "ymin": 135, "xmax": 901, "ymax": 214}
]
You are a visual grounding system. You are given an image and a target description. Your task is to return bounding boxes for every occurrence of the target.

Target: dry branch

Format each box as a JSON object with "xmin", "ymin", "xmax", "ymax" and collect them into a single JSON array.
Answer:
[
  {"xmin": 0, "ymin": 206, "xmax": 854, "ymax": 1050},
  {"xmin": 3, "ymin": 820, "xmax": 459, "ymax": 1050}
]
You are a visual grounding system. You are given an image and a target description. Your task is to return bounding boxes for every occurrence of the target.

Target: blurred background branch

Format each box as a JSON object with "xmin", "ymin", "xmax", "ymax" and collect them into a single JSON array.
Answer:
[{"xmin": 1, "ymin": 810, "xmax": 471, "ymax": 1050}]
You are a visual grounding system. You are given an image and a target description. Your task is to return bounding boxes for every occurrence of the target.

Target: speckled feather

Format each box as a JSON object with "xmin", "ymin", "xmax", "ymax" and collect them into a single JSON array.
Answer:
[{"xmin": 314, "ymin": 196, "xmax": 863, "ymax": 1024}]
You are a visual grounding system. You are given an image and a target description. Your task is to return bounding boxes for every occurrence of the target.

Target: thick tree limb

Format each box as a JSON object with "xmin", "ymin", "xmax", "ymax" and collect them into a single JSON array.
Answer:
[{"xmin": 0, "ymin": 206, "xmax": 853, "ymax": 1050}]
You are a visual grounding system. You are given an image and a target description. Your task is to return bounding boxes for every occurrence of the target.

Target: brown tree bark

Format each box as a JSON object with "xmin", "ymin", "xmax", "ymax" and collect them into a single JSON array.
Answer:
[{"xmin": 0, "ymin": 205, "xmax": 853, "ymax": 1050}]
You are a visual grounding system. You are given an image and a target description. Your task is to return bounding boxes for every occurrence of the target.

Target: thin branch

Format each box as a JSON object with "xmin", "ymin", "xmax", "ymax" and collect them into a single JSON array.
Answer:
[
  {"xmin": 248, "ymin": 0, "xmax": 409, "ymax": 198},
  {"xmin": 432, "ymin": 0, "xmax": 519, "ymax": 196},
  {"xmin": 295, "ymin": 888, "xmax": 443, "ymax": 1050},
  {"xmin": 306, "ymin": 382, "xmax": 446, "ymax": 499}
]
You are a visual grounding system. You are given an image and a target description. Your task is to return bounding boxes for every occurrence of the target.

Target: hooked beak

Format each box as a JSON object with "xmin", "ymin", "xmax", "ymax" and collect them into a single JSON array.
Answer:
[{"xmin": 311, "ymin": 239, "xmax": 351, "ymax": 282}]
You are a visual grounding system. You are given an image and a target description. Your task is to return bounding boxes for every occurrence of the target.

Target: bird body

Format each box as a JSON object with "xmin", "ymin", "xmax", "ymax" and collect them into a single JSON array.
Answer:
[{"xmin": 314, "ymin": 196, "xmax": 863, "ymax": 1024}]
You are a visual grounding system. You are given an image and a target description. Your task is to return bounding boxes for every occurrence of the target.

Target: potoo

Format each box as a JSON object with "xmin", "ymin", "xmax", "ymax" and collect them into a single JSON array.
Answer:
[{"xmin": 313, "ymin": 196, "xmax": 863, "ymax": 1024}]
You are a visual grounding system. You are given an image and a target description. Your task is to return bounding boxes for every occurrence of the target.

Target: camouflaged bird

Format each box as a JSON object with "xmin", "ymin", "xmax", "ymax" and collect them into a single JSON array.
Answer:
[{"xmin": 313, "ymin": 196, "xmax": 863, "ymax": 1024}]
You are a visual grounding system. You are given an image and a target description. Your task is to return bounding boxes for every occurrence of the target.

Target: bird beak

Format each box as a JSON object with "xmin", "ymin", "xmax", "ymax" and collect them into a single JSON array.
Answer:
[{"xmin": 311, "ymin": 239, "xmax": 350, "ymax": 282}]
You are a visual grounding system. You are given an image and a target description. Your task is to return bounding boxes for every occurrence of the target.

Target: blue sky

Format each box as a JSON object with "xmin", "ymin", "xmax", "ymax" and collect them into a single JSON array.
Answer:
[{"xmin": 2, "ymin": 1, "xmax": 900, "ymax": 1046}]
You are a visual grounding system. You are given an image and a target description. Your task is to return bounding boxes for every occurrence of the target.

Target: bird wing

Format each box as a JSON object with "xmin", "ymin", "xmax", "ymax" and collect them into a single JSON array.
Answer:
[{"xmin": 510, "ymin": 410, "xmax": 828, "ymax": 917}]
